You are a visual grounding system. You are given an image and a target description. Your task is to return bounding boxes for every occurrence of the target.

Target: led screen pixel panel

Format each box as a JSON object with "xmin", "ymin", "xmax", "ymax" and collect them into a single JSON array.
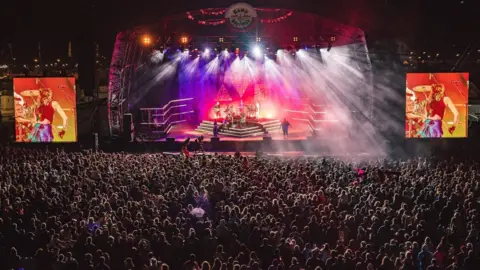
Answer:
[
  {"xmin": 14, "ymin": 77, "xmax": 77, "ymax": 142},
  {"xmin": 405, "ymin": 72, "xmax": 469, "ymax": 138}
]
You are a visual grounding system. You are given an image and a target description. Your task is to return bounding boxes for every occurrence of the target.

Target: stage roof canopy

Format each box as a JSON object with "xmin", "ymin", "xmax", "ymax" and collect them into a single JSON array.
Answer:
[{"xmin": 132, "ymin": 8, "xmax": 365, "ymax": 48}]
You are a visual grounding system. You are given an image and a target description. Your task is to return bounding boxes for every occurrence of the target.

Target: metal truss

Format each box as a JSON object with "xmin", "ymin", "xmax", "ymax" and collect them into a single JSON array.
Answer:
[
  {"xmin": 108, "ymin": 31, "xmax": 139, "ymax": 137},
  {"xmin": 351, "ymin": 30, "xmax": 374, "ymax": 120}
]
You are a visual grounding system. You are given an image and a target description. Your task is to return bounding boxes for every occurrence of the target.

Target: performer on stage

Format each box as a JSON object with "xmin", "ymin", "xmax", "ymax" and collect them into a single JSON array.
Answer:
[
  {"xmin": 224, "ymin": 112, "xmax": 233, "ymax": 129},
  {"xmin": 415, "ymin": 84, "xmax": 459, "ymax": 138},
  {"xmin": 224, "ymin": 104, "xmax": 233, "ymax": 116},
  {"xmin": 255, "ymin": 102, "xmax": 260, "ymax": 119},
  {"xmin": 213, "ymin": 102, "xmax": 221, "ymax": 119},
  {"xmin": 31, "ymin": 88, "xmax": 69, "ymax": 142},
  {"xmin": 281, "ymin": 118, "xmax": 292, "ymax": 138},
  {"xmin": 213, "ymin": 121, "xmax": 219, "ymax": 137},
  {"xmin": 239, "ymin": 112, "xmax": 246, "ymax": 128}
]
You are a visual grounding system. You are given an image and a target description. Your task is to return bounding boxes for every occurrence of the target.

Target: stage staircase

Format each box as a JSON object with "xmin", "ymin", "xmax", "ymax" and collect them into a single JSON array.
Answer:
[{"xmin": 195, "ymin": 119, "xmax": 281, "ymax": 138}]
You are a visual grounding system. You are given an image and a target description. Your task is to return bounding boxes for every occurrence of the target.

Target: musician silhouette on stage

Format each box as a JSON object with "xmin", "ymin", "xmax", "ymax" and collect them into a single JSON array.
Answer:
[
  {"xmin": 281, "ymin": 118, "xmax": 292, "ymax": 138},
  {"xmin": 213, "ymin": 121, "xmax": 219, "ymax": 137},
  {"xmin": 213, "ymin": 102, "xmax": 221, "ymax": 119}
]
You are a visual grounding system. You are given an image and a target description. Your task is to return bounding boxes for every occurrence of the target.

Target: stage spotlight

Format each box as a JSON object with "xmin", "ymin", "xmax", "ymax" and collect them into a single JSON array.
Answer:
[
  {"xmin": 180, "ymin": 36, "xmax": 188, "ymax": 44},
  {"xmin": 150, "ymin": 50, "xmax": 164, "ymax": 64},
  {"xmin": 203, "ymin": 48, "xmax": 210, "ymax": 57},
  {"xmin": 253, "ymin": 46, "xmax": 262, "ymax": 58},
  {"xmin": 142, "ymin": 35, "xmax": 152, "ymax": 46}
]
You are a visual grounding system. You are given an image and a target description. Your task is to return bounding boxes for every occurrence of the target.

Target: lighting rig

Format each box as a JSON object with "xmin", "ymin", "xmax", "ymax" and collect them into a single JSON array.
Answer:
[{"xmin": 140, "ymin": 34, "xmax": 336, "ymax": 63}]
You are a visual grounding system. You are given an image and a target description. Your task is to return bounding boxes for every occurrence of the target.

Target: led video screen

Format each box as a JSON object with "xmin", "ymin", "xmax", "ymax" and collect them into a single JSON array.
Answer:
[
  {"xmin": 405, "ymin": 72, "xmax": 469, "ymax": 138},
  {"xmin": 14, "ymin": 77, "xmax": 77, "ymax": 142}
]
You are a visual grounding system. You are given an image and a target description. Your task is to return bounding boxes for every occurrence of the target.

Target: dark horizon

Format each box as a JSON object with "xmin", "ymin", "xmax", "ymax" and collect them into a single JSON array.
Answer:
[{"xmin": 2, "ymin": 0, "xmax": 479, "ymax": 65}]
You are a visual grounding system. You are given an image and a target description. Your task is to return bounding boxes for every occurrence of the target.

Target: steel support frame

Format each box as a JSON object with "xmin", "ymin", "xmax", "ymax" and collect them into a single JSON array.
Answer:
[
  {"xmin": 352, "ymin": 30, "xmax": 374, "ymax": 119},
  {"xmin": 108, "ymin": 31, "xmax": 138, "ymax": 137}
]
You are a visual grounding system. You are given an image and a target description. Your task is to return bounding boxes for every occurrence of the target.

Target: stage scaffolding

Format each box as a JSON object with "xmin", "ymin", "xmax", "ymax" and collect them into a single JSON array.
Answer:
[{"xmin": 107, "ymin": 11, "xmax": 374, "ymax": 138}]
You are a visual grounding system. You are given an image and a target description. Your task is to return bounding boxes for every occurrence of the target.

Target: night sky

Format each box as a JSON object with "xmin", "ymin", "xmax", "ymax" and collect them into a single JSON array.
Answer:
[{"xmin": 2, "ymin": 0, "xmax": 479, "ymax": 64}]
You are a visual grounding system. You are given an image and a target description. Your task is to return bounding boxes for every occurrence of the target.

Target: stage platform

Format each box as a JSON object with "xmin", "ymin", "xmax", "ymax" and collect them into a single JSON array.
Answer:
[
  {"xmin": 129, "ymin": 118, "xmax": 382, "ymax": 154},
  {"xmin": 195, "ymin": 119, "xmax": 282, "ymax": 138},
  {"xmin": 138, "ymin": 122, "xmax": 311, "ymax": 142}
]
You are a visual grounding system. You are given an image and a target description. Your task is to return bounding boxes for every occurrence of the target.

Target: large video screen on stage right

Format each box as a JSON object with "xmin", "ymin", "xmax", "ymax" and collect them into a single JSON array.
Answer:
[
  {"xmin": 14, "ymin": 77, "xmax": 77, "ymax": 142},
  {"xmin": 405, "ymin": 72, "xmax": 469, "ymax": 138}
]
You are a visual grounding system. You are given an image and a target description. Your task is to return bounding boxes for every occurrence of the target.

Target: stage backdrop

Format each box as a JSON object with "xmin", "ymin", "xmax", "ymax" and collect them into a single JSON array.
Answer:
[
  {"xmin": 177, "ymin": 56, "xmax": 304, "ymax": 121},
  {"xmin": 405, "ymin": 72, "xmax": 469, "ymax": 138},
  {"xmin": 14, "ymin": 77, "xmax": 77, "ymax": 142}
]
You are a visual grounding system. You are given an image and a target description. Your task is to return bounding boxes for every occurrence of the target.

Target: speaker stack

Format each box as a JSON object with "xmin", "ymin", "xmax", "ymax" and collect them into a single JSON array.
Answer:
[{"xmin": 92, "ymin": 133, "xmax": 99, "ymax": 152}]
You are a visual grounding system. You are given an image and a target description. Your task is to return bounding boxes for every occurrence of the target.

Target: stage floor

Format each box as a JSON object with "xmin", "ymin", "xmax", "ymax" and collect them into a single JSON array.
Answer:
[{"xmin": 159, "ymin": 123, "xmax": 311, "ymax": 142}]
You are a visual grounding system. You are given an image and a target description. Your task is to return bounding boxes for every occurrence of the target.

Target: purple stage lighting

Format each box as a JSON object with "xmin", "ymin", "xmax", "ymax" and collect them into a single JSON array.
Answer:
[
  {"xmin": 253, "ymin": 46, "xmax": 262, "ymax": 58},
  {"xmin": 203, "ymin": 48, "xmax": 210, "ymax": 57}
]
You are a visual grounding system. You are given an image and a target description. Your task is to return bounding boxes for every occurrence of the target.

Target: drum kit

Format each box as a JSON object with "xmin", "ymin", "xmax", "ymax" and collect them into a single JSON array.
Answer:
[
  {"xmin": 246, "ymin": 104, "xmax": 256, "ymax": 118},
  {"xmin": 214, "ymin": 103, "xmax": 258, "ymax": 119},
  {"xmin": 213, "ymin": 103, "xmax": 255, "ymax": 130},
  {"xmin": 21, "ymin": 90, "xmax": 40, "ymax": 97}
]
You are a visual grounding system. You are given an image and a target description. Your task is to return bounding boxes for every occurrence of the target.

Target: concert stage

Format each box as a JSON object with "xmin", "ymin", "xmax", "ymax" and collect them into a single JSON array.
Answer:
[{"xmin": 109, "ymin": 3, "xmax": 374, "ymax": 152}]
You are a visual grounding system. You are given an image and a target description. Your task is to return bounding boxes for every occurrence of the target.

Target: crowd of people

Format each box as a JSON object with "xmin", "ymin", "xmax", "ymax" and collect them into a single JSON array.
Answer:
[{"xmin": 1, "ymin": 147, "xmax": 480, "ymax": 270}]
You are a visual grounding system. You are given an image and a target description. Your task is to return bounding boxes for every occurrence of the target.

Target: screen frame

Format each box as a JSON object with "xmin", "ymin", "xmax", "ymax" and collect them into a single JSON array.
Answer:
[
  {"xmin": 404, "ymin": 71, "xmax": 469, "ymax": 139},
  {"xmin": 13, "ymin": 76, "xmax": 78, "ymax": 143}
]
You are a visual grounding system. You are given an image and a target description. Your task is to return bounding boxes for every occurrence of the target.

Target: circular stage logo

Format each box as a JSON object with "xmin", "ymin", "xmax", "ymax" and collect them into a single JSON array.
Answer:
[{"xmin": 225, "ymin": 3, "xmax": 257, "ymax": 30}]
